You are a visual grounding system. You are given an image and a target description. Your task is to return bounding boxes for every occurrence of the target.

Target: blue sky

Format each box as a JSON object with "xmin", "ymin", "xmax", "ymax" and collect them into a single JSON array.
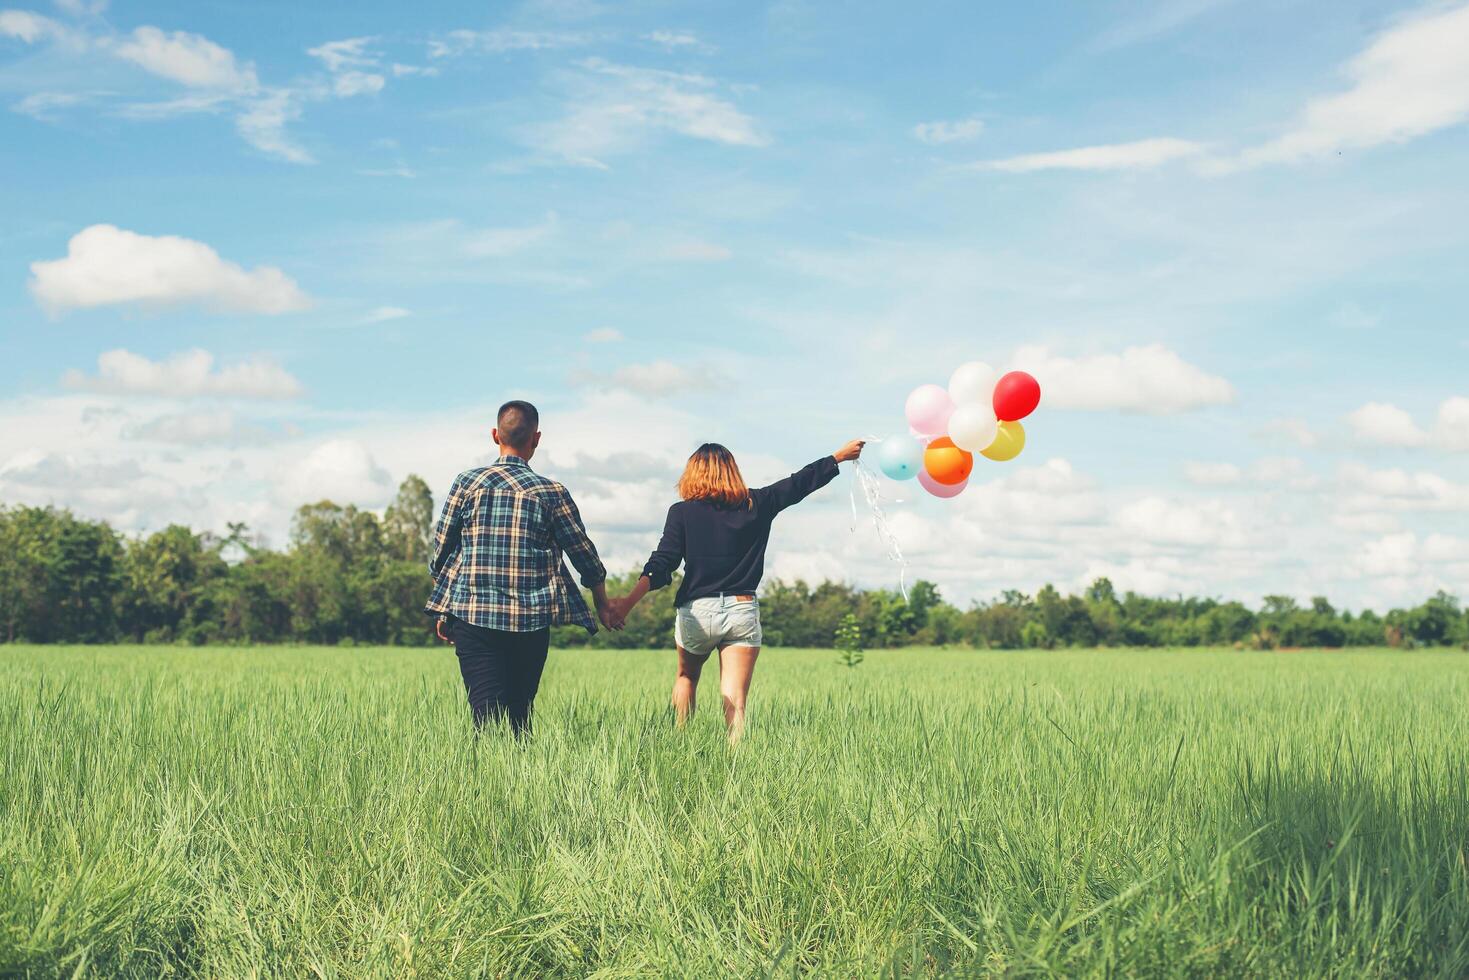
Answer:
[{"xmin": 2, "ymin": 0, "xmax": 1467, "ymax": 608}]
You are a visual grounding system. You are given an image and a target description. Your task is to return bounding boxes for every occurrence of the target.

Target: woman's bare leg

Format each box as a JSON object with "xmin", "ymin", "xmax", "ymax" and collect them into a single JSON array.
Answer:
[
  {"xmin": 671, "ymin": 646, "xmax": 707, "ymax": 727},
  {"xmin": 717, "ymin": 645, "xmax": 760, "ymax": 743}
]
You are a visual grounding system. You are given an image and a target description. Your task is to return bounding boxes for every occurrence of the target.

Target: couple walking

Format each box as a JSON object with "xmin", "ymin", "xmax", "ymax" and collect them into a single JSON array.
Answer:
[{"xmin": 425, "ymin": 400, "xmax": 864, "ymax": 741}]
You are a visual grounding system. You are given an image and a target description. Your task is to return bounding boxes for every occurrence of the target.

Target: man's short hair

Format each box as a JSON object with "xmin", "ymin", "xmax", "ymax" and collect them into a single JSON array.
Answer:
[{"xmin": 497, "ymin": 400, "xmax": 539, "ymax": 448}]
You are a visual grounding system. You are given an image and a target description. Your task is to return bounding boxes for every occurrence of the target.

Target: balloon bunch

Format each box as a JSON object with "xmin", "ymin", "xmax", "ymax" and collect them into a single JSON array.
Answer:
[{"xmin": 876, "ymin": 363, "xmax": 1042, "ymax": 498}]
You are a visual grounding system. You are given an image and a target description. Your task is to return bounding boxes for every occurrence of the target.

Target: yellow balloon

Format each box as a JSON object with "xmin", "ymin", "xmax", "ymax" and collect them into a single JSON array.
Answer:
[{"xmin": 980, "ymin": 420, "xmax": 1026, "ymax": 461}]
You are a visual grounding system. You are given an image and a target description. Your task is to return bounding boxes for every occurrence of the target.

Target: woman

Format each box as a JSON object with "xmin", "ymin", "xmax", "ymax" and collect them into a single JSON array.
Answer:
[{"xmin": 611, "ymin": 439, "xmax": 865, "ymax": 741}]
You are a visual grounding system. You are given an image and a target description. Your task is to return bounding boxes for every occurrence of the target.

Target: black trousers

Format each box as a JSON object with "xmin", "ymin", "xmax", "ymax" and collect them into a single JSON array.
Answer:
[{"xmin": 451, "ymin": 619, "xmax": 550, "ymax": 736}]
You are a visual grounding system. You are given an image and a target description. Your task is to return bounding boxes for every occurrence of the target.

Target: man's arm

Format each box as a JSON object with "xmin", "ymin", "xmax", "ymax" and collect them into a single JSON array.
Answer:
[{"xmin": 428, "ymin": 474, "xmax": 464, "ymax": 577}]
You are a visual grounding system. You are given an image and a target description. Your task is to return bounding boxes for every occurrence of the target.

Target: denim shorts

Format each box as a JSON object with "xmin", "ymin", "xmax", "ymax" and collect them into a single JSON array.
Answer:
[{"xmin": 675, "ymin": 595, "xmax": 763, "ymax": 657}]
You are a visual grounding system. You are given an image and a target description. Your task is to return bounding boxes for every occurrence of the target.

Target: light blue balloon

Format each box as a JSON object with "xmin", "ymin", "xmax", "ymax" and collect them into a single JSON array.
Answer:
[{"xmin": 877, "ymin": 434, "xmax": 924, "ymax": 481}]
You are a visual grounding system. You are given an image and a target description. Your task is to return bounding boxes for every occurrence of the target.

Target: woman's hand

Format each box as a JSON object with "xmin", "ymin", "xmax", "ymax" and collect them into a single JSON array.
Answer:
[
  {"xmin": 598, "ymin": 595, "xmax": 626, "ymax": 631},
  {"xmin": 833, "ymin": 439, "xmax": 866, "ymax": 463}
]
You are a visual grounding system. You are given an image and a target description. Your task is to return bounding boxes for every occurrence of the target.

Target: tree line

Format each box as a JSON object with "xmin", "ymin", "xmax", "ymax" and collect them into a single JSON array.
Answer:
[{"xmin": 2, "ymin": 475, "xmax": 1466, "ymax": 651}]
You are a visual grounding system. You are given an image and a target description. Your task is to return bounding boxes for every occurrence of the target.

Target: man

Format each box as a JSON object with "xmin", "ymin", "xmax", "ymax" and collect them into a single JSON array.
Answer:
[{"xmin": 426, "ymin": 400, "xmax": 620, "ymax": 735}]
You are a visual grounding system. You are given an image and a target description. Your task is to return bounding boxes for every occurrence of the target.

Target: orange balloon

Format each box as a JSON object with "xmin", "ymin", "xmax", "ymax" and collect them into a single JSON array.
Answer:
[{"xmin": 923, "ymin": 436, "xmax": 973, "ymax": 485}]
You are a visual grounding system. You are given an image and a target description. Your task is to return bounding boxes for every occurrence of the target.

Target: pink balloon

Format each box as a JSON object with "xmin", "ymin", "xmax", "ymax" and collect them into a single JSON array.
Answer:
[
  {"xmin": 905, "ymin": 384, "xmax": 954, "ymax": 437},
  {"xmin": 918, "ymin": 469, "xmax": 967, "ymax": 498}
]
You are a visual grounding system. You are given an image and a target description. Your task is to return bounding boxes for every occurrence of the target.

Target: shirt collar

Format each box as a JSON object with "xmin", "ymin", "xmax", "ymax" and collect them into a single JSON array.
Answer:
[{"xmin": 497, "ymin": 454, "xmax": 528, "ymax": 466}]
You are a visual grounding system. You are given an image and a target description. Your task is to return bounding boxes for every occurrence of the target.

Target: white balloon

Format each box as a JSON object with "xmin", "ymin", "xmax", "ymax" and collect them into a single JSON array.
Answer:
[
  {"xmin": 948, "ymin": 360, "xmax": 997, "ymax": 406},
  {"xmin": 948, "ymin": 403, "xmax": 999, "ymax": 452}
]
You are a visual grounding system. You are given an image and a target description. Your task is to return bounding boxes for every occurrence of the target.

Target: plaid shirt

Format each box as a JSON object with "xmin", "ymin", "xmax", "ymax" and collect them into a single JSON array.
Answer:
[{"xmin": 425, "ymin": 456, "xmax": 606, "ymax": 634}]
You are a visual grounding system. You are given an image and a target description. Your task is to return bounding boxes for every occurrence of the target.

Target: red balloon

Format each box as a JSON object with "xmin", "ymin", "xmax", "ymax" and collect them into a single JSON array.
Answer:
[{"xmin": 992, "ymin": 371, "xmax": 1041, "ymax": 421}]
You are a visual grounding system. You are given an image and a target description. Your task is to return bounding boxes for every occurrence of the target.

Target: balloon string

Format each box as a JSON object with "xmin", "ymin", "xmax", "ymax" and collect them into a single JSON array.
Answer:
[{"xmin": 849, "ymin": 456, "xmax": 910, "ymax": 603}]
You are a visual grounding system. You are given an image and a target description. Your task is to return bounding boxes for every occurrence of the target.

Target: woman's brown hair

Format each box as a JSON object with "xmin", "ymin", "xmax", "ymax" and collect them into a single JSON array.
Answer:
[{"xmin": 678, "ymin": 443, "xmax": 751, "ymax": 508}]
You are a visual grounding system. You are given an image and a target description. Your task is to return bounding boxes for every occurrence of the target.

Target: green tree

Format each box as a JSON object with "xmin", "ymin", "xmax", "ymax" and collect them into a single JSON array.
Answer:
[
  {"xmin": 1020, "ymin": 620, "xmax": 1052, "ymax": 649},
  {"xmin": 119, "ymin": 525, "xmax": 228, "ymax": 642},
  {"xmin": 383, "ymin": 475, "xmax": 435, "ymax": 565},
  {"xmin": 0, "ymin": 506, "xmax": 46, "ymax": 643},
  {"xmin": 0, "ymin": 506, "xmax": 123, "ymax": 643}
]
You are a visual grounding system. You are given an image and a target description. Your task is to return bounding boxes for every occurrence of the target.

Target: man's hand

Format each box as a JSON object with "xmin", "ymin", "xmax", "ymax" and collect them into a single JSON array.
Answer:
[
  {"xmin": 435, "ymin": 616, "xmax": 454, "ymax": 644},
  {"xmin": 834, "ymin": 438, "xmax": 866, "ymax": 463},
  {"xmin": 598, "ymin": 598, "xmax": 626, "ymax": 631}
]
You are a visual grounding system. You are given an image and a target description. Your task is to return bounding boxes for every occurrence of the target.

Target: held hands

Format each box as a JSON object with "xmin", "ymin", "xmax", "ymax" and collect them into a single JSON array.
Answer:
[
  {"xmin": 597, "ymin": 596, "xmax": 627, "ymax": 631},
  {"xmin": 834, "ymin": 439, "xmax": 866, "ymax": 463}
]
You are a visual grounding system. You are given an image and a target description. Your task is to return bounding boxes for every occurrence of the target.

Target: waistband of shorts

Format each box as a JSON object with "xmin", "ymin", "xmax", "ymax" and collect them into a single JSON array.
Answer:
[{"xmin": 682, "ymin": 592, "xmax": 758, "ymax": 608}]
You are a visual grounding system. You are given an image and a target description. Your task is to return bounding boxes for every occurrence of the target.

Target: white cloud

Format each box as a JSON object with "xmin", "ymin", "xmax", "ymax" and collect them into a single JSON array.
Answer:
[
  {"xmin": 306, "ymin": 36, "xmax": 374, "ymax": 73},
  {"xmin": 277, "ymin": 439, "xmax": 393, "ymax": 508},
  {"xmin": 1434, "ymin": 397, "xmax": 1469, "ymax": 451},
  {"xmin": 110, "ymin": 26, "xmax": 258, "ymax": 91},
  {"xmin": 606, "ymin": 360, "xmax": 718, "ymax": 395},
  {"xmin": 1351, "ymin": 531, "xmax": 1469, "ymax": 598},
  {"xmin": 1355, "ymin": 531, "xmax": 1420, "ymax": 578},
  {"xmin": 531, "ymin": 59, "xmax": 766, "ymax": 167},
  {"xmin": 1337, "ymin": 462, "xmax": 1469, "ymax": 514},
  {"xmin": 1233, "ymin": 3, "xmax": 1469, "ymax": 168},
  {"xmin": 363, "ymin": 305, "xmax": 411, "ymax": 323},
  {"xmin": 0, "ymin": 390, "xmax": 691, "ymax": 550},
  {"xmin": 979, "ymin": 137, "xmax": 1202, "ymax": 173},
  {"xmin": 1009, "ymin": 344, "xmax": 1235, "ymax": 414},
  {"xmin": 1331, "ymin": 510, "xmax": 1401, "ymax": 535},
  {"xmin": 307, "ymin": 37, "xmax": 385, "ymax": 97},
  {"xmin": 5, "ymin": 11, "xmax": 346, "ymax": 163},
  {"xmin": 644, "ymin": 29, "xmax": 710, "ymax": 51},
  {"xmin": 1075, "ymin": 556, "xmax": 1199, "ymax": 597},
  {"xmin": 114, "ymin": 91, "xmax": 232, "ymax": 119},
  {"xmin": 0, "ymin": 450, "xmax": 143, "ymax": 490},
  {"xmin": 426, "ymin": 28, "xmax": 590, "ymax": 59},
  {"xmin": 1183, "ymin": 461, "xmax": 1241, "ymax": 486},
  {"xmin": 661, "ymin": 239, "xmax": 732, "ymax": 261},
  {"xmin": 1346, "ymin": 401, "xmax": 1428, "ymax": 447},
  {"xmin": 1342, "ymin": 397, "xmax": 1469, "ymax": 452},
  {"xmin": 1257, "ymin": 417, "xmax": 1319, "ymax": 449},
  {"xmin": 913, "ymin": 116, "xmax": 985, "ymax": 144},
  {"xmin": 29, "ymin": 224, "xmax": 311, "ymax": 314},
  {"xmin": 390, "ymin": 63, "xmax": 437, "ymax": 77},
  {"xmin": 958, "ymin": 458, "xmax": 1104, "ymax": 529},
  {"xmin": 584, "ymin": 327, "xmax": 623, "ymax": 343},
  {"xmin": 0, "ymin": 415, "xmax": 220, "ymax": 536},
  {"xmin": 463, "ymin": 213, "xmax": 558, "ymax": 257},
  {"xmin": 1090, "ymin": 0, "xmax": 1238, "ymax": 51},
  {"xmin": 235, "ymin": 89, "xmax": 313, "ymax": 163},
  {"xmin": 11, "ymin": 90, "xmax": 92, "ymax": 119},
  {"xmin": 125, "ymin": 411, "xmax": 255, "ymax": 445},
  {"xmin": 573, "ymin": 360, "xmax": 723, "ymax": 395},
  {"xmin": 329, "ymin": 71, "xmax": 384, "ymax": 97},
  {"xmin": 1116, "ymin": 496, "xmax": 1244, "ymax": 548},
  {"xmin": 1249, "ymin": 456, "xmax": 1318, "ymax": 491},
  {"xmin": 0, "ymin": 8, "xmax": 77, "ymax": 44},
  {"xmin": 63, "ymin": 349, "xmax": 303, "ymax": 400}
]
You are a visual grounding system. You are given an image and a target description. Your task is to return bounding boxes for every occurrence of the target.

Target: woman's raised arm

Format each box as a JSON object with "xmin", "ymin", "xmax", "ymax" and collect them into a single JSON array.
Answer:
[{"xmin": 757, "ymin": 440, "xmax": 865, "ymax": 514}]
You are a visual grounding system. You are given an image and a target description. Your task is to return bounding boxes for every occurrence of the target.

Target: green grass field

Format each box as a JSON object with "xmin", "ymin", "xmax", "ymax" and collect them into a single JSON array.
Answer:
[{"xmin": 3, "ymin": 645, "xmax": 1468, "ymax": 977}]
